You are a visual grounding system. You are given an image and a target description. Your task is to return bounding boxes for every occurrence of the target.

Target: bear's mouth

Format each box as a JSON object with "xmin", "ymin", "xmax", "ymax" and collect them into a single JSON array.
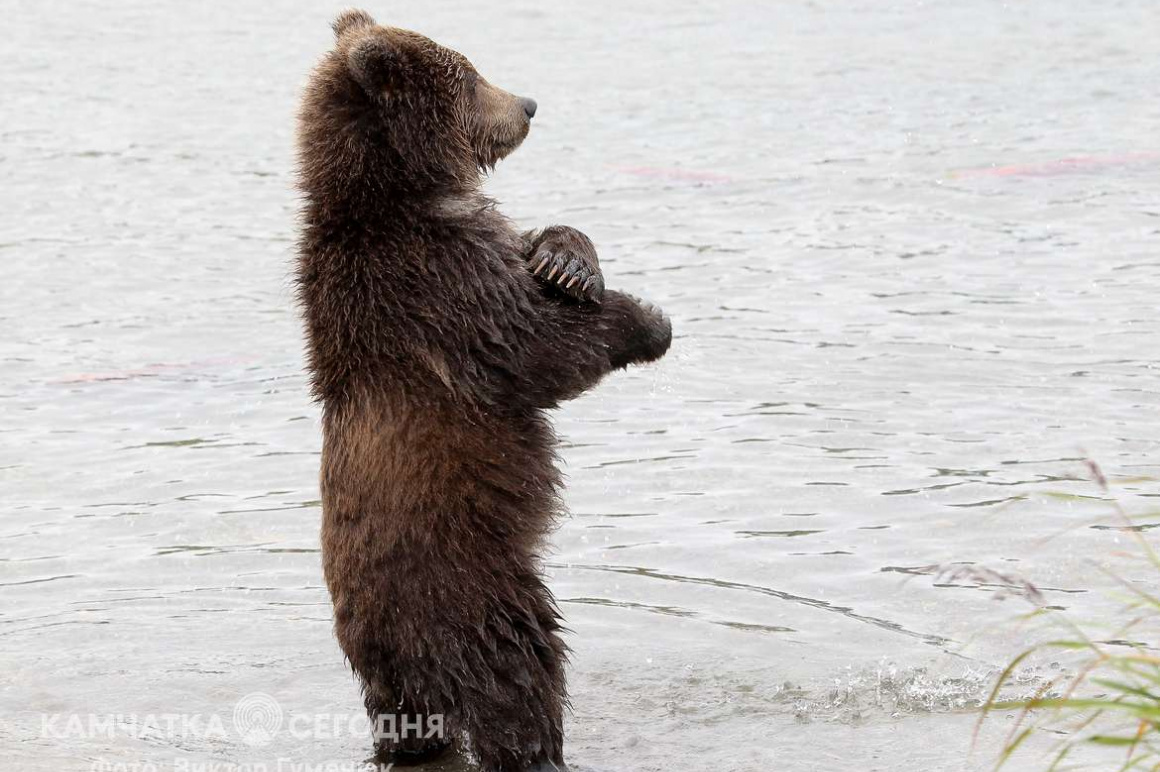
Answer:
[
  {"xmin": 475, "ymin": 121, "xmax": 530, "ymax": 170},
  {"xmin": 495, "ymin": 125, "xmax": 530, "ymax": 157}
]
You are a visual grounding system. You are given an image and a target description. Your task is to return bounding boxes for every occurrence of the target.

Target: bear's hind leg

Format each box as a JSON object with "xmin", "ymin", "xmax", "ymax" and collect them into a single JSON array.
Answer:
[
  {"xmin": 463, "ymin": 585, "xmax": 569, "ymax": 772},
  {"xmin": 364, "ymin": 686, "xmax": 453, "ymax": 766}
]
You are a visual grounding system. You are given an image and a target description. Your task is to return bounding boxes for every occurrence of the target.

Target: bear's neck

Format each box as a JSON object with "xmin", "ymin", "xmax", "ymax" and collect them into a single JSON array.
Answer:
[{"xmin": 302, "ymin": 185, "xmax": 501, "ymax": 242}]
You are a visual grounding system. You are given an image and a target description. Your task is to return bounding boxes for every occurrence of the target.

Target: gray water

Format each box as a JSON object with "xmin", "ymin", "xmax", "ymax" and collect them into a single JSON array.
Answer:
[{"xmin": 4, "ymin": 1, "xmax": 1160, "ymax": 770}]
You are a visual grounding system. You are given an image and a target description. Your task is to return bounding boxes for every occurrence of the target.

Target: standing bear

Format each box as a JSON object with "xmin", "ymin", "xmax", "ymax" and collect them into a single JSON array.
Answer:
[{"xmin": 295, "ymin": 10, "xmax": 672, "ymax": 771}]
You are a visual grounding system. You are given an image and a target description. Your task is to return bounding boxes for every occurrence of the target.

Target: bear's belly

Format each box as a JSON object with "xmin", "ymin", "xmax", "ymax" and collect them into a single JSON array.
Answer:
[{"xmin": 317, "ymin": 395, "xmax": 561, "ymax": 610}]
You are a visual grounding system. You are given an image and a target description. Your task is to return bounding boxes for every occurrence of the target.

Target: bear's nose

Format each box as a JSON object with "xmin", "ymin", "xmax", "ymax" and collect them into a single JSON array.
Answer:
[{"xmin": 520, "ymin": 97, "xmax": 538, "ymax": 120}]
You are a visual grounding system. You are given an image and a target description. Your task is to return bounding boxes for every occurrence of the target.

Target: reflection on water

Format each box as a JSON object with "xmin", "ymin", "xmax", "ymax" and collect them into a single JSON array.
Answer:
[{"xmin": 3, "ymin": 0, "xmax": 1160, "ymax": 770}]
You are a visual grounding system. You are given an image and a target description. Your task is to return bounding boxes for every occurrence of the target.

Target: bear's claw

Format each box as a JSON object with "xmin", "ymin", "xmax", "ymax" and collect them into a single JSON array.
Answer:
[
  {"xmin": 526, "ymin": 226, "xmax": 605, "ymax": 304},
  {"xmin": 527, "ymin": 250, "xmax": 604, "ymax": 303}
]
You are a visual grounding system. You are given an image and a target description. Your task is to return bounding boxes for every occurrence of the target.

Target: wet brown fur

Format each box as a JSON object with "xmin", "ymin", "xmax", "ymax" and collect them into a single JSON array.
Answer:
[{"xmin": 295, "ymin": 10, "xmax": 672, "ymax": 771}]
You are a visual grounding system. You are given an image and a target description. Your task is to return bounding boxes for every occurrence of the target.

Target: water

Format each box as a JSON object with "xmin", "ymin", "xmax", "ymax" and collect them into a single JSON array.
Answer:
[{"xmin": 3, "ymin": 1, "xmax": 1160, "ymax": 770}]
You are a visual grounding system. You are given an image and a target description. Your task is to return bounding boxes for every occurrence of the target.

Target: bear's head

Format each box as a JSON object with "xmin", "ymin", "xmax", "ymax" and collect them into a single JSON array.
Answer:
[{"xmin": 299, "ymin": 9, "xmax": 538, "ymax": 198}]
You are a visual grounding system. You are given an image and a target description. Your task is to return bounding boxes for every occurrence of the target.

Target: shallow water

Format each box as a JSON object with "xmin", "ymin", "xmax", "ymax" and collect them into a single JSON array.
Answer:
[{"xmin": 4, "ymin": 1, "xmax": 1160, "ymax": 770}]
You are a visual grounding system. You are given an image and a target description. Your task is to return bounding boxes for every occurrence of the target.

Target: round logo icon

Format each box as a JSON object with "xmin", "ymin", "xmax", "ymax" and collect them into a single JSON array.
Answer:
[{"xmin": 232, "ymin": 692, "xmax": 283, "ymax": 747}]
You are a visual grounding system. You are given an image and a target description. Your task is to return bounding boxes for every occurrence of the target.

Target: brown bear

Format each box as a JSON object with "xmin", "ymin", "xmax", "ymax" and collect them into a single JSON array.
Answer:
[{"xmin": 295, "ymin": 10, "xmax": 672, "ymax": 771}]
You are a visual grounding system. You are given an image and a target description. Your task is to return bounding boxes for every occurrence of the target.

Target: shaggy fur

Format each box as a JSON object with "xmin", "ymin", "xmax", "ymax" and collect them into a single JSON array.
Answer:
[{"xmin": 295, "ymin": 10, "xmax": 672, "ymax": 771}]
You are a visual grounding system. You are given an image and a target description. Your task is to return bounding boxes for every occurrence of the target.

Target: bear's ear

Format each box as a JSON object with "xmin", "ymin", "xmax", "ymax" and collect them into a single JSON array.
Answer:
[
  {"xmin": 332, "ymin": 9, "xmax": 376, "ymax": 39},
  {"xmin": 346, "ymin": 35, "xmax": 402, "ymax": 97}
]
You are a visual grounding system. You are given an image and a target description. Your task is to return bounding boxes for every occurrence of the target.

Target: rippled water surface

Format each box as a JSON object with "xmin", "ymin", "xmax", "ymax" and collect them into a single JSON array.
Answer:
[{"xmin": 4, "ymin": 1, "xmax": 1160, "ymax": 770}]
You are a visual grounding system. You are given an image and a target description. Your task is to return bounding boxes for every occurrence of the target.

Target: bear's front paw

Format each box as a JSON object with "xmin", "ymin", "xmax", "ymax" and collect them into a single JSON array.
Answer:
[
  {"xmin": 527, "ymin": 226, "xmax": 605, "ymax": 304},
  {"xmin": 634, "ymin": 299, "xmax": 673, "ymax": 364}
]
